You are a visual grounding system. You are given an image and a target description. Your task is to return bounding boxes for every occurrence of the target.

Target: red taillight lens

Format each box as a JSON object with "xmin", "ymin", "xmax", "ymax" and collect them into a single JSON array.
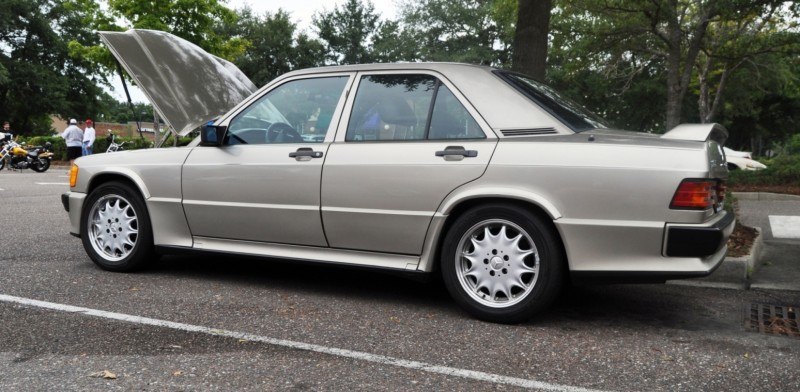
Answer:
[{"xmin": 670, "ymin": 179, "xmax": 715, "ymax": 209}]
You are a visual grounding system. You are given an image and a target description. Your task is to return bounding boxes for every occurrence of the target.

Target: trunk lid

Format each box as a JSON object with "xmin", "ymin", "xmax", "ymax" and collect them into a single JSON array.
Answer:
[{"xmin": 99, "ymin": 29, "xmax": 257, "ymax": 136}]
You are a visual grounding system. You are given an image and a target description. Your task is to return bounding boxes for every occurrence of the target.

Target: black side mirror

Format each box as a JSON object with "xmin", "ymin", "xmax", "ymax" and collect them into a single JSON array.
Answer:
[{"xmin": 200, "ymin": 124, "xmax": 226, "ymax": 146}]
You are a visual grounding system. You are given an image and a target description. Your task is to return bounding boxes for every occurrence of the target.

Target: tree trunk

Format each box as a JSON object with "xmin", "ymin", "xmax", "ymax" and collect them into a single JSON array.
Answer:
[
  {"xmin": 512, "ymin": 0, "xmax": 552, "ymax": 81},
  {"xmin": 663, "ymin": 0, "xmax": 715, "ymax": 131}
]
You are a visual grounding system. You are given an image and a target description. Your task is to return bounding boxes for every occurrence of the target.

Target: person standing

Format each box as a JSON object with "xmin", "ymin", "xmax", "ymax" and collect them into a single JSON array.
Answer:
[
  {"xmin": 61, "ymin": 118, "xmax": 83, "ymax": 166},
  {"xmin": 1, "ymin": 121, "xmax": 12, "ymax": 141},
  {"xmin": 82, "ymin": 119, "xmax": 96, "ymax": 156}
]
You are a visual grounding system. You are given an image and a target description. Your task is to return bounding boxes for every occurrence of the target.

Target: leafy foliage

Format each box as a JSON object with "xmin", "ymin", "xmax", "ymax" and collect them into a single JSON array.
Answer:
[
  {"xmin": 0, "ymin": 0, "xmax": 106, "ymax": 134},
  {"xmin": 313, "ymin": 0, "xmax": 413, "ymax": 64},
  {"xmin": 226, "ymin": 8, "xmax": 325, "ymax": 87},
  {"xmin": 398, "ymin": 0, "xmax": 515, "ymax": 65}
]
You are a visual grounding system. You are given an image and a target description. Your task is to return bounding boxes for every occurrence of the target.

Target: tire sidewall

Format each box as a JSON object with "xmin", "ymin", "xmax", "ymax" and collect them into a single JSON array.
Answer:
[
  {"xmin": 80, "ymin": 181, "xmax": 153, "ymax": 272},
  {"xmin": 31, "ymin": 158, "xmax": 50, "ymax": 172},
  {"xmin": 441, "ymin": 204, "xmax": 564, "ymax": 323}
]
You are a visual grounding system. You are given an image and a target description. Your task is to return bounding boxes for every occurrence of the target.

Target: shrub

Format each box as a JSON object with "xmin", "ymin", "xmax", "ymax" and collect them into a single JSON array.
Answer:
[{"xmin": 728, "ymin": 150, "xmax": 800, "ymax": 187}]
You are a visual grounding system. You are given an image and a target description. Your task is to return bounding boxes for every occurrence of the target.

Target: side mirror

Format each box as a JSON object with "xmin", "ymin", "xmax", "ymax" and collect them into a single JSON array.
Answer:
[{"xmin": 200, "ymin": 123, "xmax": 226, "ymax": 146}]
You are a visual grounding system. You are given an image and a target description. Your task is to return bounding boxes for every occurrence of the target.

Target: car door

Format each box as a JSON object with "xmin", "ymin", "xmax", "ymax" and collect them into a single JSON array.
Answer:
[
  {"xmin": 321, "ymin": 71, "xmax": 497, "ymax": 255},
  {"xmin": 182, "ymin": 74, "xmax": 353, "ymax": 246}
]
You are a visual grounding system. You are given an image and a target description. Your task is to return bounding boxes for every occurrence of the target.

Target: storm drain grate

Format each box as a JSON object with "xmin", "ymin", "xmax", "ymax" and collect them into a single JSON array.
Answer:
[{"xmin": 744, "ymin": 304, "xmax": 800, "ymax": 338}]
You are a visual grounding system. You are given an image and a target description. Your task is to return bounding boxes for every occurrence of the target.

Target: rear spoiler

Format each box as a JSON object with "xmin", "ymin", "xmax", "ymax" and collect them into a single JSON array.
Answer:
[{"xmin": 661, "ymin": 123, "xmax": 728, "ymax": 145}]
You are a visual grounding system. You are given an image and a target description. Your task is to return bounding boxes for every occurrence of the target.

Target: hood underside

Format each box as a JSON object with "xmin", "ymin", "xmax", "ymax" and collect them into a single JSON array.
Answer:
[{"xmin": 100, "ymin": 29, "xmax": 257, "ymax": 136}]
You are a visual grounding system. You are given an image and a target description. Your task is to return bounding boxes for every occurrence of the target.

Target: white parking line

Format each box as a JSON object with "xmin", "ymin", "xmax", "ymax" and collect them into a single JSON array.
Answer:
[
  {"xmin": 35, "ymin": 182, "xmax": 69, "ymax": 185},
  {"xmin": 0, "ymin": 293, "xmax": 603, "ymax": 392},
  {"xmin": 769, "ymin": 215, "xmax": 800, "ymax": 239}
]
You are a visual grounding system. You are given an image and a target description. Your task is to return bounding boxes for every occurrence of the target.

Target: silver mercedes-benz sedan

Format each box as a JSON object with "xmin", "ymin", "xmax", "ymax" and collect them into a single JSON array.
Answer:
[{"xmin": 62, "ymin": 30, "xmax": 734, "ymax": 323}]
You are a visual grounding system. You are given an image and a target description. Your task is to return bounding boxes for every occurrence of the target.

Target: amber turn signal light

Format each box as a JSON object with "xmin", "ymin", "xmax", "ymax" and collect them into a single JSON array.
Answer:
[{"xmin": 69, "ymin": 164, "xmax": 79, "ymax": 188}]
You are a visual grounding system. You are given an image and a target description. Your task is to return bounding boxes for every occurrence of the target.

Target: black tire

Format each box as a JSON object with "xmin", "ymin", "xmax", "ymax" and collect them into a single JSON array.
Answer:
[
  {"xmin": 0, "ymin": 158, "xmax": 5, "ymax": 171},
  {"xmin": 80, "ymin": 181, "xmax": 155, "ymax": 272},
  {"xmin": 31, "ymin": 158, "xmax": 50, "ymax": 172},
  {"xmin": 440, "ymin": 203, "xmax": 564, "ymax": 324}
]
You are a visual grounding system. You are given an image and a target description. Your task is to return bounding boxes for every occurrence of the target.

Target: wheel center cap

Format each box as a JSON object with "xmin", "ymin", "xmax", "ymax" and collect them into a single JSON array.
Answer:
[{"xmin": 490, "ymin": 256, "xmax": 504, "ymax": 270}]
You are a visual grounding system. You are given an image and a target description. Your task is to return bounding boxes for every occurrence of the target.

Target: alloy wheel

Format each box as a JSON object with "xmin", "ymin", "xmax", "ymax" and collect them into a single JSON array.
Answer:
[{"xmin": 455, "ymin": 219, "xmax": 540, "ymax": 308}]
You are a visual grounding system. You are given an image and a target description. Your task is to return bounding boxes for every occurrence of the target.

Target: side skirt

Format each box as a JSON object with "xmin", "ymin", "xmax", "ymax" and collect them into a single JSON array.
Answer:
[{"xmin": 155, "ymin": 236, "xmax": 429, "ymax": 281}]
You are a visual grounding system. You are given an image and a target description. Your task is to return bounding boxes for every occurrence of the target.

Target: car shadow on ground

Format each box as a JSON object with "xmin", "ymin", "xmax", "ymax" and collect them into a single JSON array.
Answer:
[{"xmin": 141, "ymin": 254, "xmax": 755, "ymax": 333}]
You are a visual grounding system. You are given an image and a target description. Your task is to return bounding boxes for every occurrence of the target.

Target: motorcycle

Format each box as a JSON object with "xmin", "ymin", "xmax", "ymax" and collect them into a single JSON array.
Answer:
[
  {"xmin": 105, "ymin": 133, "xmax": 128, "ymax": 153},
  {"xmin": 0, "ymin": 135, "xmax": 54, "ymax": 172}
]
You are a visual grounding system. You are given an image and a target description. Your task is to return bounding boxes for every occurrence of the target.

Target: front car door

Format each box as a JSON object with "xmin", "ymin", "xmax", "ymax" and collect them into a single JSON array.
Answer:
[
  {"xmin": 321, "ymin": 71, "xmax": 497, "ymax": 255},
  {"xmin": 182, "ymin": 74, "xmax": 353, "ymax": 246}
]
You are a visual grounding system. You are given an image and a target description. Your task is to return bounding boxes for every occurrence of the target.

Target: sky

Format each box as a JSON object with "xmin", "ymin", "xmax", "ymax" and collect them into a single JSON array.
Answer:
[{"xmin": 108, "ymin": 0, "xmax": 399, "ymax": 103}]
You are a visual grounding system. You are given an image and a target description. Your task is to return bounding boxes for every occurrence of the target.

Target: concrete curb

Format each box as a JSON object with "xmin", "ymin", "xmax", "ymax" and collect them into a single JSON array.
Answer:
[
  {"xmin": 666, "ymin": 227, "xmax": 763, "ymax": 290},
  {"xmin": 732, "ymin": 192, "xmax": 800, "ymax": 201}
]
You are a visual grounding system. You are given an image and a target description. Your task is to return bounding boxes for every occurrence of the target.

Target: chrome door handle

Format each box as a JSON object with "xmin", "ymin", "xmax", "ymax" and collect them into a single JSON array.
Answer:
[{"xmin": 435, "ymin": 146, "xmax": 478, "ymax": 158}]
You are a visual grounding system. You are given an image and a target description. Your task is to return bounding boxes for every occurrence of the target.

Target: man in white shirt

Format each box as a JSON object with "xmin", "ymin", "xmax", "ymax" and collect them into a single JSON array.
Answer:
[
  {"xmin": 1, "ymin": 121, "xmax": 11, "ymax": 141},
  {"xmin": 61, "ymin": 118, "xmax": 84, "ymax": 166},
  {"xmin": 82, "ymin": 119, "xmax": 96, "ymax": 156}
]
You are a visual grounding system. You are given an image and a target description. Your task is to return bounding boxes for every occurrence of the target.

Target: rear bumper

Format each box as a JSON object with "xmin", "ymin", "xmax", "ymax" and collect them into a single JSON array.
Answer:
[
  {"xmin": 566, "ymin": 211, "xmax": 736, "ymax": 284},
  {"xmin": 664, "ymin": 211, "xmax": 735, "ymax": 257}
]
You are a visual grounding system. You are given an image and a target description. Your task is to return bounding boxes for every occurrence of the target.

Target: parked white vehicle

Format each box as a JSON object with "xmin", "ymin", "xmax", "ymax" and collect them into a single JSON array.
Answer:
[{"xmin": 724, "ymin": 147, "xmax": 767, "ymax": 170}]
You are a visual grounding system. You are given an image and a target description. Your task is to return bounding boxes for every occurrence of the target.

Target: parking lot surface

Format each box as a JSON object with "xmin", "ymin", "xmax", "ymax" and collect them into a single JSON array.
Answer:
[{"xmin": 1, "ymin": 170, "xmax": 799, "ymax": 391}]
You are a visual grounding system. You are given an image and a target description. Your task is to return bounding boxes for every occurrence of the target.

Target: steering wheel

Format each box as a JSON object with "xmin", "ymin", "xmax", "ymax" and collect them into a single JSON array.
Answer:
[{"xmin": 266, "ymin": 122, "xmax": 302, "ymax": 143}]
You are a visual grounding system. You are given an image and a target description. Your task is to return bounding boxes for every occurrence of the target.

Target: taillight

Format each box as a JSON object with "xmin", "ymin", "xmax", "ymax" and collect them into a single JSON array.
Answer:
[{"xmin": 670, "ymin": 179, "xmax": 716, "ymax": 209}]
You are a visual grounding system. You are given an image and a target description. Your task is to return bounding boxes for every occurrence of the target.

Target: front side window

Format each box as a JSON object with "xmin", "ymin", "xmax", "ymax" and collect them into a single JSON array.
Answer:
[{"xmin": 227, "ymin": 76, "xmax": 348, "ymax": 144}]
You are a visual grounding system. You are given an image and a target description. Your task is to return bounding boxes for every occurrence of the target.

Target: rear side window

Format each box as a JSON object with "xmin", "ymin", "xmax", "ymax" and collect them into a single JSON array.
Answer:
[
  {"xmin": 346, "ymin": 74, "xmax": 485, "ymax": 141},
  {"xmin": 428, "ymin": 85, "xmax": 484, "ymax": 140},
  {"xmin": 496, "ymin": 71, "xmax": 608, "ymax": 132}
]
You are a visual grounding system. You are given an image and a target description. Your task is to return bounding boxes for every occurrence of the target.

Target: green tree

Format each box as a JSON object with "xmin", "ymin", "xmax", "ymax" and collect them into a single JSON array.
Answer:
[
  {"xmin": 398, "ymin": 0, "xmax": 515, "ymax": 65},
  {"xmin": 555, "ymin": 0, "xmax": 799, "ymax": 131},
  {"xmin": 70, "ymin": 0, "xmax": 247, "ymax": 80},
  {"xmin": 226, "ymin": 8, "xmax": 326, "ymax": 87},
  {"xmin": 693, "ymin": 3, "xmax": 800, "ymax": 124},
  {"xmin": 313, "ymin": 0, "xmax": 384, "ymax": 64},
  {"xmin": 0, "ymin": 0, "xmax": 105, "ymax": 134}
]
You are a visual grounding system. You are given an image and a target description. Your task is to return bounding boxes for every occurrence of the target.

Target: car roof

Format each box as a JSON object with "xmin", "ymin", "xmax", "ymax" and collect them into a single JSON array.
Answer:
[{"xmin": 282, "ymin": 62, "xmax": 497, "ymax": 77}]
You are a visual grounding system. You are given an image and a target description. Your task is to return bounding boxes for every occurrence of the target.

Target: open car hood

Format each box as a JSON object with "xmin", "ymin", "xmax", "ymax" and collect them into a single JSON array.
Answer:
[{"xmin": 99, "ymin": 29, "xmax": 257, "ymax": 136}]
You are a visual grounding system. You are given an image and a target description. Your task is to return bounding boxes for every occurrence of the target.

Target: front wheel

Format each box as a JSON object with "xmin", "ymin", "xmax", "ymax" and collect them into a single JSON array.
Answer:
[
  {"xmin": 441, "ymin": 204, "xmax": 564, "ymax": 323},
  {"xmin": 31, "ymin": 158, "xmax": 50, "ymax": 172},
  {"xmin": 0, "ymin": 158, "xmax": 5, "ymax": 171},
  {"xmin": 80, "ymin": 181, "xmax": 155, "ymax": 272}
]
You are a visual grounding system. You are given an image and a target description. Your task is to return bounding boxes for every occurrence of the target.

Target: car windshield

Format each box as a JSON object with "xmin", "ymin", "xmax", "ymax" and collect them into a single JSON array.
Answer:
[{"xmin": 498, "ymin": 72, "xmax": 609, "ymax": 133}]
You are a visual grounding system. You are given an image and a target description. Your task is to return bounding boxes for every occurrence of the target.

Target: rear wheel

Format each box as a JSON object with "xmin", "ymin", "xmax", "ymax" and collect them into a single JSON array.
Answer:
[
  {"xmin": 441, "ymin": 204, "xmax": 564, "ymax": 323},
  {"xmin": 80, "ymin": 181, "xmax": 155, "ymax": 272},
  {"xmin": 0, "ymin": 158, "xmax": 5, "ymax": 171}
]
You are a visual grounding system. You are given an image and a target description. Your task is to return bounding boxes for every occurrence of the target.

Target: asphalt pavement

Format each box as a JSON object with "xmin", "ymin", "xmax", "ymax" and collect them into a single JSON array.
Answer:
[
  {"xmin": 1, "ymin": 169, "xmax": 799, "ymax": 391},
  {"xmin": 736, "ymin": 194, "xmax": 800, "ymax": 291}
]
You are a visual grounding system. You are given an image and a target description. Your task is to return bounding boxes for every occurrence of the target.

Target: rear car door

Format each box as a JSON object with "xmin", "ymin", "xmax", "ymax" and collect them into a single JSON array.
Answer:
[
  {"xmin": 182, "ymin": 74, "xmax": 353, "ymax": 246},
  {"xmin": 321, "ymin": 71, "xmax": 497, "ymax": 255}
]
